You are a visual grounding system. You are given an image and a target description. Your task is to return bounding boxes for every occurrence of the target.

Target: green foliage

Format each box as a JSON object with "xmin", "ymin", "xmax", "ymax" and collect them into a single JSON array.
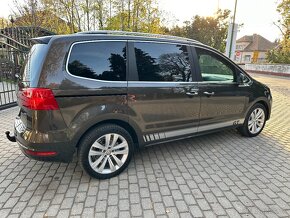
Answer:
[
  {"xmin": 11, "ymin": 0, "xmax": 72, "ymax": 35},
  {"xmin": 0, "ymin": 17, "xmax": 9, "ymax": 28},
  {"xmin": 10, "ymin": 0, "xmax": 231, "ymax": 50},
  {"xmin": 14, "ymin": 10, "xmax": 71, "ymax": 34},
  {"xmin": 165, "ymin": 10, "xmax": 231, "ymax": 52},
  {"xmin": 12, "ymin": 0, "xmax": 163, "ymax": 34},
  {"xmin": 267, "ymin": 0, "xmax": 290, "ymax": 64},
  {"xmin": 267, "ymin": 47, "xmax": 290, "ymax": 64},
  {"xmin": 105, "ymin": 0, "xmax": 163, "ymax": 33}
]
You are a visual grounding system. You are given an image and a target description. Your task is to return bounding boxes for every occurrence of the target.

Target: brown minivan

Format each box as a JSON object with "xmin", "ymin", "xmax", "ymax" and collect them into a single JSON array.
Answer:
[{"xmin": 7, "ymin": 31, "xmax": 272, "ymax": 179}]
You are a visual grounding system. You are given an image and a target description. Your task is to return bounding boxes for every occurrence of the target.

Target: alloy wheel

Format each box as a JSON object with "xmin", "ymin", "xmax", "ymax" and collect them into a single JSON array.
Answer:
[
  {"xmin": 248, "ymin": 108, "xmax": 265, "ymax": 134},
  {"xmin": 88, "ymin": 133, "xmax": 129, "ymax": 174}
]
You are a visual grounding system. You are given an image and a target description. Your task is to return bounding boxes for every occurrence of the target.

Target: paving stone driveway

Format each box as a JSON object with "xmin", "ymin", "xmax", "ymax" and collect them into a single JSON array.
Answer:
[{"xmin": 0, "ymin": 74, "xmax": 289, "ymax": 218}]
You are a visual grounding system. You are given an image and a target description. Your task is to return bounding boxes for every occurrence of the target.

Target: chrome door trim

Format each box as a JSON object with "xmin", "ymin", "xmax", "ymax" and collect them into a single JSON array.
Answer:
[
  {"xmin": 198, "ymin": 119, "xmax": 244, "ymax": 132},
  {"xmin": 143, "ymin": 118, "xmax": 245, "ymax": 142}
]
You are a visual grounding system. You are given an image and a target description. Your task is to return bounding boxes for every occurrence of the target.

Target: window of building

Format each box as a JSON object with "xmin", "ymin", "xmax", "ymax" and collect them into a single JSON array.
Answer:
[
  {"xmin": 196, "ymin": 48, "xmax": 235, "ymax": 82},
  {"xmin": 244, "ymin": 55, "xmax": 251, "ymax": 62},
  {"xmin": 134, "ymin": 42, "xmax": 192, "ymax": 82},
  {"xmin": 68, "ymin": 41, "xmax": 126, "ymax": 81}
]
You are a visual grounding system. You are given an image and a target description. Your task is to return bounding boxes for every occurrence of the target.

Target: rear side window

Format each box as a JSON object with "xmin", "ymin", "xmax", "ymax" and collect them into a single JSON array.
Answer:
[
  {"xmin": 196, "ymin": 48, "xmax": 235, "ymax": 82},
  {"xmin": 67, "ymin": 41, "xmax": 126, "ymax": 81},
  {"xmin": 134, "ymin": 42, "xmax": 192, "ymax": 82},
  {"xmin": 22, "ymin": 44, "xmax": 48, "ymax": 85}
]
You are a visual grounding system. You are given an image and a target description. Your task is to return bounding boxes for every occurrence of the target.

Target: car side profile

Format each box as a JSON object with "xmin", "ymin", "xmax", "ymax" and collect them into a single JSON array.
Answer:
[{"xmin": 7, "ymin": 31, "xmax": 272, "ymax": 179}]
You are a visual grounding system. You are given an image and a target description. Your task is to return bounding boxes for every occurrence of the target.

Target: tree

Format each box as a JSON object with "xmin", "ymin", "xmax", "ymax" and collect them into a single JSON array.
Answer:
[
  {"xmin": 165, "ymin": 10, "xmax": 231, "ymax": 52},
  {"xmin": 267, "ymin": 0, "xmax": 290, "ymax": 64},
  {"xmin": 106, "ymin": 0, "xmax": 163, "ymax": 33},
  {"xmin": 93, "ymin": 0, "xmax": 108, "ymax": 30},
  {"xmin": 12, "ymin": 0, "xmax": 41, "ymax": 36},
  {"xmin": 11, "ymin": 0, "xmax": 164, "ymax": 34},
  {"xmin": 0, "ymin": 17, "xmax": 9, "ymax": 29},
  {"xmin": 12, "ymin": 0, "xmax": 72, "ymax": 35}
]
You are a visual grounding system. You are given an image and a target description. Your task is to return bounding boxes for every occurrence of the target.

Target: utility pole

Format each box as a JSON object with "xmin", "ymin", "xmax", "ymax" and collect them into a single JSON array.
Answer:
[{"xmin": 229, "ymin": 0, "xmax": 238, "ymax": 59}]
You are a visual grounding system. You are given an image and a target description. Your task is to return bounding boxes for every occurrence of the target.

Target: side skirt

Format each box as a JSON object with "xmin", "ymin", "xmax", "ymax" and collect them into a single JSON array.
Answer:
[{"xmin": 142, "ymin": 119, "xmax": 244, "ymax": 147}]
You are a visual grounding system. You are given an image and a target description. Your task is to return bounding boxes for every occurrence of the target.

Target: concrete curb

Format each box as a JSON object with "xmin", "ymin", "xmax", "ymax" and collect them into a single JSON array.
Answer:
[{"xmin": 246, "ymin": 70, "xmax": 290, "ymax": 78}]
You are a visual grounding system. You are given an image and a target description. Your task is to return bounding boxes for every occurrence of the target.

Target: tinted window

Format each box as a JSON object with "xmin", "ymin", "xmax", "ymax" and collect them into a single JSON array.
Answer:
[
  {"xmin": 68, "ymin": 41, "xmax": 126, "ymax": 81},
  {"xmin": 134, "ymin": 42, "xmax": 192, "ymax": 82},
  {"xmin": 196, "ymin": 48, "xmax": 235, "ymax": 82},
  {"xmin": 22, "ymin": 44, "xmax": 48, "ymax": 85}
]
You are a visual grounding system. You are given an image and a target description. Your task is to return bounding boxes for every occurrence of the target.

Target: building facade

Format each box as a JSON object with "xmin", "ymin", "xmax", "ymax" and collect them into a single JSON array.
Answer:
[{"xmin": 234, "ymin": 34, "xmax": 276, "ymax": 64}]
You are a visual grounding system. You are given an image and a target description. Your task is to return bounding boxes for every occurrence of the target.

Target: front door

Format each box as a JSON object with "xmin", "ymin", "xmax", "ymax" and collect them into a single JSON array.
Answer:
[
  {"xmin": 194, "ymin": 47, "xmax": 247, "ymax": 132},
  {"xmin": 128, "ymin": 41, "xmax": 200, "ymax": 144}
]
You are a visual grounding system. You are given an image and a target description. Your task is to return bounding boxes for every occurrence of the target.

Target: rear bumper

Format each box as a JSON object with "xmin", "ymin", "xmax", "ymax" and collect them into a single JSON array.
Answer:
[
  {"xmin": 14, "ymin": 117, "xmax": 76, "ymax": 163},
  {"xmin": 16, "ymin": 140, "xmax": 75, "ymax": 163}
]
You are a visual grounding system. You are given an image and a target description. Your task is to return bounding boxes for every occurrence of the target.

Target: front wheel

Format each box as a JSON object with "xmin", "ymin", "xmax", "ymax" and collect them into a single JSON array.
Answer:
[
  {"xmin": 238, "ymin": 103, "xmax": 267, "ymax": 137},
  {"xmin": 78, "ymin": 124, "xmax": 134, "ymax": 179}
]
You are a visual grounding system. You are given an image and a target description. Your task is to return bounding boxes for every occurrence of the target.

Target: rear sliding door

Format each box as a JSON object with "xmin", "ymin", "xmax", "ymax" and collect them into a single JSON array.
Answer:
[{"xmin": 127, "ymin": 41, "xmax": 200, "ymax": 144}]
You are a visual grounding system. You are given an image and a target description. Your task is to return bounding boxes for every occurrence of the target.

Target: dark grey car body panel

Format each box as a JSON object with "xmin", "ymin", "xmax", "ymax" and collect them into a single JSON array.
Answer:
[{"xmin": 14, "ymin": 33, "xmax": 272, "ymax": 162}]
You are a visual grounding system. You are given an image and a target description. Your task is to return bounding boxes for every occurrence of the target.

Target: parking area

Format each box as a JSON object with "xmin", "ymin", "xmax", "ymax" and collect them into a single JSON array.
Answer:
[{"xmin": 0, "ymin": 74, "xmax": 289, "ymax": 218}]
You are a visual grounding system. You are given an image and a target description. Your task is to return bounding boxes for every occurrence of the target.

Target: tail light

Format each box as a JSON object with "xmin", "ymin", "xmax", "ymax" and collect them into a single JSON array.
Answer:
[{"xmin": 18, "ymin": 88, "xmax": 59, "ymax": 110}]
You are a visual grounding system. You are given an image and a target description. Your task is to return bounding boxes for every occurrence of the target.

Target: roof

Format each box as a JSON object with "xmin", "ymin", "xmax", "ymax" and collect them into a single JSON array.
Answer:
[
  {"xmin": 76, "ymin": 30, "xmax": 202, "ymax": 45},
  {"xmin": 236, "ymin": 34, "xmax": 276, "ymax": 51}
]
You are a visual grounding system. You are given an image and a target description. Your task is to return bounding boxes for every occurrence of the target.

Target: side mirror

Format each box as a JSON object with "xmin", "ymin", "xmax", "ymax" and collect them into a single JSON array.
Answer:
[
  {"xmin": 237, "ymin": 72, "xmax": 251, "ymax": 87},
  {"xmin": 236, "ymin": 73, "xmax": 244, "ymax": 85}
]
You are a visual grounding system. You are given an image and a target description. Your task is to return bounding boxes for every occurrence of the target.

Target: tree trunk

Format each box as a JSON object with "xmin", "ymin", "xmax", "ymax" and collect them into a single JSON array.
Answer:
[
  {"xmin": 135, "ymin": 1, "xmax": 140, "ymax": 32},
  {"xmin": 121, "ymin": 0, "xmax": 124, "ymax": 30},
  {"xmin": 86, "ymin": 0, "xmax": 90, "ymax": 31},
  {"xmin": 127, "ymin": 0, "xmax": 131, "ymax": 29}
]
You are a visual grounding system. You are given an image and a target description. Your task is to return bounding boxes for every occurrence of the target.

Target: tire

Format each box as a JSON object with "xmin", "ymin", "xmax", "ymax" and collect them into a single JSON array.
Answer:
[
  {"xmin": 238, "ymin": 103, "xmax": 267, "ymax": 137},
  {"xmin": 78, "ymin": 124, "xmax": 134, "ymax": 179}
]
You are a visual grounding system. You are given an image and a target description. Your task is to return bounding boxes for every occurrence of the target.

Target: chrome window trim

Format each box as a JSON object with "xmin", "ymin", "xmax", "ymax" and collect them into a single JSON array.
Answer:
[
  {"xmin": 67, "ymin": 39, "xmax": 248, "ymax": 85},
  {"xmin": 66, "ymin": 39, "xmax": 194, "ymax": 84},
  {"xmin": 197, "ymin": 81, "xmax": 238, "ymax": 85},
  {"xmin": 128, "ymin": 40, "xmax": 191, "ymax": 46},
  {"xmin": 128, "ymin": 81, "xmax": 198, "ymax": 84},
  {"xmin": 65, "ymin": 40, "xmax": 128, "ymax": 84}
]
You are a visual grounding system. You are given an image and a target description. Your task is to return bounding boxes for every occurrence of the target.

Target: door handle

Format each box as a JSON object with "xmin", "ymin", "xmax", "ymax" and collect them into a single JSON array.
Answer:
[
  {"xmin": 203, "ymin": 91, "xmax": 215, "ymax": 96},
  {"xmin": 186, "ymin": 91, "xmax": 199, "ymax": 97}
]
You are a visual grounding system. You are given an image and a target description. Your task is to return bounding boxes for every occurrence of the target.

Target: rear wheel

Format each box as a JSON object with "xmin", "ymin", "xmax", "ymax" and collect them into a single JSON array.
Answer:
[
  {"xmin": 238, "ymin": 103, "xmax": 267, "ymax": 137},
  {"xmin": 78, "ymin": 124, "xmax": 134, "ymax": 179}
]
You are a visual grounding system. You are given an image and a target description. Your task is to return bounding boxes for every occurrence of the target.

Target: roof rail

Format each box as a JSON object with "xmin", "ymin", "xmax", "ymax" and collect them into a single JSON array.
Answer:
[{"xmin": 77, "ymin": 30, "xmax": 201, "ymax": 44}]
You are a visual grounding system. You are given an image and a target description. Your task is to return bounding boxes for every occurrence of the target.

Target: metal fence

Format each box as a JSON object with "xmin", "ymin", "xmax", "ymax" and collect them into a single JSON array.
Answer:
[
  {"xmin": 0, "ymin": 52, "xmax": 21, "ymax": 109},
  {"xmin": 0, "ymin": 27, "xmax": 30, "ymax": 109},
  {"xmin": 0, "ymin": 26, "xmax": 55, "ymax": 109}
]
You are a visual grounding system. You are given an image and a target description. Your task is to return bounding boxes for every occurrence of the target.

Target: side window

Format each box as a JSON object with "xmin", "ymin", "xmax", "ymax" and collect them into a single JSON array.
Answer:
[
  {"xmin": 134, "ymin": 42, "xmax": 192, "ymax": 82},
  {"xmin": 68, "ymin": 41, "xmax": 126, "ymax": 81},
  {"xmin": 196, "ymin": 48, "xmax": 235, "ymax": 82}
]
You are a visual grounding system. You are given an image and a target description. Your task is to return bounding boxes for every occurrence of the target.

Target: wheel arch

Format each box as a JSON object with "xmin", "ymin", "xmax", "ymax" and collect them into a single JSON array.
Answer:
[
  {"xmin": 255, "ymin": 100, "xmax": 270, "ymax": 120},
  {"xmin": 76, "ymin": 119, "xmax": 140, "ymax": 149},
  {"xmin": 244, "ymin": 97, "xmax": 271, "ymax": 121}
]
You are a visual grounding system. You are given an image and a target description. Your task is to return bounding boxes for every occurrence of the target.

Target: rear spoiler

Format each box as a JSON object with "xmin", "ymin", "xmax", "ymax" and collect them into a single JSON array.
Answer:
[{"xmin": 31, "ymin": 35, "xmax": 54, "ymax": 44}]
